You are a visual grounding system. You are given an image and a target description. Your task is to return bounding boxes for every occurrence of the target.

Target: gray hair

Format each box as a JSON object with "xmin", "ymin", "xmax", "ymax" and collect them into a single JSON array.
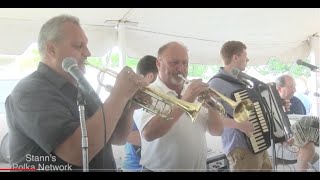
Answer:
[
  {"xmin": 275, "ymin": 74, "xmax": 292, "ymax": 88},
  {"xmin": 38, "ymin": 14, "xmax": 80, "ymax": 57},
  {"xmin": 275, "ymin": 75, "xmax": 286, "ymax": 88}
]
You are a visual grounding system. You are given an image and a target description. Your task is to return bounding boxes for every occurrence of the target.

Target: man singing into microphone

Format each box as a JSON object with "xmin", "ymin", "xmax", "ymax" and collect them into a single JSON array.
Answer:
[
  {"xmin": 208, "ymin": 41, "xmax": 272, "ymax": 171},
  {"xmin": 5, "ymin": 14, "xmax": 149, "ymax": 171}
]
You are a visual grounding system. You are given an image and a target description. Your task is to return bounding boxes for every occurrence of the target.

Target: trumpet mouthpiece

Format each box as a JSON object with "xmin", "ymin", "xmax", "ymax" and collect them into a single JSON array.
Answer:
[{"xmin": 178, "ymin": 74, "xmax": 189, "ymax": 84}]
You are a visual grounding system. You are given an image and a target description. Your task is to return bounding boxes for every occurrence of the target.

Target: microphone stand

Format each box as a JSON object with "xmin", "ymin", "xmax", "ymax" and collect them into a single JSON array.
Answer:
[{"xmin": 77, "ymin": 86, "xmax": 89, "ymax": 172}]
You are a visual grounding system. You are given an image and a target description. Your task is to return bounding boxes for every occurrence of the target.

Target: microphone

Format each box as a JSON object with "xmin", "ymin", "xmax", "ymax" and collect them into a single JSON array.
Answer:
[
  {"xmin": 62, "ymin": 57, "xmax": 102, "ymax": 107},
  {"xmin": 231, "ymin": 68, "xmax": 266, "ymax": 86},
  {"xmin": 296, "ymin": 59, "xmax": 319, "ymax": 71}
]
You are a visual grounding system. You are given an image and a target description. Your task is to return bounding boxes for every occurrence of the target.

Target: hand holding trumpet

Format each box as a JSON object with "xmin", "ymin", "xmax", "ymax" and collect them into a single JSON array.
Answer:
[
  {"xmin": 129, "ymin": 87, "xmax": 154, "ymax": 110},
  {"xmin": 86, "ymin": 62, "xmax": 201, "ymax": 121},
  {"xmin": 108, "ymin": 66, "xmax": 150, "ymax": 101},
  {"xmin": 178, "ymin": 74, "xmax": 225, "ymax": 112},
  {"xmin": 179, "ymin": 78, "xmax": 218, "ymax": 110},
  {"xmin": 180, "ymin": 78, "xmax": 209, "ymax": 103}
]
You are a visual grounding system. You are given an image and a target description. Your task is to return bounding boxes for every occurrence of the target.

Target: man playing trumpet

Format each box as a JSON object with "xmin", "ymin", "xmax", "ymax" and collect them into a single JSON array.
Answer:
[
  {"xmin": 135, "ymin": 41, "xmax": 226, "ymax": 172},
  {"xmin": 5, "ymin": 14, "xmax": 149, "ymax": 171}
]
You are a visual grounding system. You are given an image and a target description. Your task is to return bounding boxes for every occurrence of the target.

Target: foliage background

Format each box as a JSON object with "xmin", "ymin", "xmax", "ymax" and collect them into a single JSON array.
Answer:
[{"xmin": 18, "ymin": 48, "xmax": 311, "ymax": 80}]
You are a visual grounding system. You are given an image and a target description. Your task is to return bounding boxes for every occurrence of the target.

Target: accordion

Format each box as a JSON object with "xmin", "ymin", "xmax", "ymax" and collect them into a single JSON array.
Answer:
[
  {"xmin": 289, "ymin": 115, "xmax": 319, "ymax": 147},
  {"xmin": 232, "ymin": 83, "xmax": 293, "ymax": 154},
  {"xmin": 233, "ymin": 88, "xmax": 271, "ymax": 154}
]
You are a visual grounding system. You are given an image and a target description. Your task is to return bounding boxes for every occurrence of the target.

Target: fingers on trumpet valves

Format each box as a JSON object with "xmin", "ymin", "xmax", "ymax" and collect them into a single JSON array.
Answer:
[
  {"xmin": 134, "ymin": 76, "xmax": 150, "ymax": 90},
  {"xmin": 124, "ymin": 66, "xmax": 134, "ymax": 76},
  {"xmin": 120, "ymin": 66, "xmax": 148, "ymax": 88},
  {"xmin": 197, "ymin": 96, "xmax": 204, "ymax": 103},
  {"xmin": 197, "ymin": 92, "xmax": 211, "ymax": 103},
  {"xmin": 118, "ymin": 66, "xmax": 133, "ymax": 77},
  {"xmin": 133, "ymin": 91, "xmax": 153, "ymax": 105}
]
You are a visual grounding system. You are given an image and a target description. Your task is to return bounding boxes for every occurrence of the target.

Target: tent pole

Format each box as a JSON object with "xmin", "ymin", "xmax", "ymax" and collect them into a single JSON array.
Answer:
[
  {"xmin": 310, "ymin": 35, "xmax": 320, "ymax": 116},
  {"xmin": 117, "ymin": 23, "xmax": 127, "ymax": 68}
]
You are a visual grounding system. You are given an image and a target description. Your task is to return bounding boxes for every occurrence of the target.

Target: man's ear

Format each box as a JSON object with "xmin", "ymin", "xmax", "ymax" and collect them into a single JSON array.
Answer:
[
  {"xmin": 46, "ymin": 41, "xmax": 56, "ymax": 57},
  {"xmin": 233, "ymin": 54, "xmax": 238, "ymax": 62},
  {"xmin": 145, "ymin": 73, "xmax": 154, "ymax": 82},
  {"xmin": 277, "ymin": 87, "xmax": 284, "ymax": 94},
  {"xmin": 156, "ymin": 58, "xmax": 161, "ymax": 69}
]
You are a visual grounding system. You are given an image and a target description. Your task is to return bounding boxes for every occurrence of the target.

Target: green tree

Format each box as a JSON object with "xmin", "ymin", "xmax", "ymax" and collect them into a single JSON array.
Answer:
[
  {"xmin": 14, "ymin": 45, "xmax": 312, "ymax": 80},
  {"xmin": 18, "ymin": 48, "xmax": 41, "ymax": 72},
  {"xmin": 255, "ymin": 57, "xmax": 311, "ymax": 78}
]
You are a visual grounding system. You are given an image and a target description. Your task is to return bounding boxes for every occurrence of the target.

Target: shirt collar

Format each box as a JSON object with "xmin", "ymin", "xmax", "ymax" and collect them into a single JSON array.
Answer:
[
  {"xmin": 154, "ymin": 76, "xmax": 188, "ymax": 97},
  {"xmin": 218, "ymin": 67, "xmax": 237, "ymax": 79},
  {"xmin": 37, "ymin": 62, "xmax": 70, "ymax": 89}
]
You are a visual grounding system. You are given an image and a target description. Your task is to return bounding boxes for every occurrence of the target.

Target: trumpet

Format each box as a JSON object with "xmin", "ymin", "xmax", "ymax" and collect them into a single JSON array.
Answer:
[
  {"xmin": 85, "ymin": 61, "xmax": 202, "ymax": 122},
  {"xmin": 178, "ymin": 74, "xmax": 254, "ymax": 123}
]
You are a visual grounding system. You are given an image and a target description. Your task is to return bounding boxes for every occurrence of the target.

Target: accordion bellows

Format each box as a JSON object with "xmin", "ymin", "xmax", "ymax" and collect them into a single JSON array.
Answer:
[{"xmin": 291, "ymin": 116, "xmax": 319, "ymax": 147}]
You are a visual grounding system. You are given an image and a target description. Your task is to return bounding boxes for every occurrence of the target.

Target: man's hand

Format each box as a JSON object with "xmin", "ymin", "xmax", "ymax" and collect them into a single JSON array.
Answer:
[
  {"xmin": 130, "ymin": 90, "xmax": 153, "ymax": 110},
  {"xmin": 112, "ymin": 66, "xmax": 150, "ymax": 100},
  {"xmin": 239, "ymin": 121, "xmax": 254, "ymax": 136},
  {"xmin": 282, "ymin": 99, "xmax": 291, "ymax": 112},
  {"xmin": 286, "ymin": 137, "xmax": 295, "ymax": 145},
  {"xmin": 181, "ymin": 79, "xmax": 209, "ymax": 103}
]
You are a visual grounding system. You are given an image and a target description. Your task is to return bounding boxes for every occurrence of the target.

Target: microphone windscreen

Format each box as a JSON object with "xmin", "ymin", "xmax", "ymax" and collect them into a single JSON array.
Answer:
[
  {"xmin": 296, "ymin": 59, "xmax": 303, "ymax": 65},
  {"xmin": 231, "ymin": 68, "xmax": 240, "ymax": 77},
  {"xmin": 62, "ymin": 57, "xmax": 77, "ymax": 72}
]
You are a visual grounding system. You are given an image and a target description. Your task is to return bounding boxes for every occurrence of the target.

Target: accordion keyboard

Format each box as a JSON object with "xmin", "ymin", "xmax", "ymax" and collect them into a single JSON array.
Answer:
[{"xmin": 234, "ymin": 89, "xmax": 271, "ymax": 154}]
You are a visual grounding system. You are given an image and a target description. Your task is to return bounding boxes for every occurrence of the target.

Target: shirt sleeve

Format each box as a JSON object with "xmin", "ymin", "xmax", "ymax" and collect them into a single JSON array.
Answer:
[
  {"xmin": 196, "ymin": 106, "xmax": 210, "ymax": 132},
  {"xmin": 208, "ymin": 78, "xmax": 234, "ymax": 117},
  {"xmin": 134, "ymin": 109, "xmax": 155, "ymax": 133}
]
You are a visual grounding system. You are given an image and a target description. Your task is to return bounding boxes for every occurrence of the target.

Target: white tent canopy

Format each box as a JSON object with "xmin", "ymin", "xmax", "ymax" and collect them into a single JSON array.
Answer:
[{"xmin": 0, "ymin": 8, "xmax": 319, "ymax": 65}]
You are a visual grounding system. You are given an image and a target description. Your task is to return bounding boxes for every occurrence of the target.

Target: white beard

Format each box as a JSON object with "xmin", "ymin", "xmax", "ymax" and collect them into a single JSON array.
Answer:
[{"xmin": 170, "ymin": 76, "xmax": 184, "ymax": 86}]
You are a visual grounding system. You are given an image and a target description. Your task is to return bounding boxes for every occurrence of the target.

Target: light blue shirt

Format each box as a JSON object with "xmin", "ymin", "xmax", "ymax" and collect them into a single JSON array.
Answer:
[
  {"xmin": 208, "ymin": 68, "xmax": 249, "ymax": 155},
  {"xmin": 122, "ymin": 110, "xmax": 143, "ymax": 172},
  {"xmin": 295, "ymin": 93, "xmax": 311, "ymax": 115}
]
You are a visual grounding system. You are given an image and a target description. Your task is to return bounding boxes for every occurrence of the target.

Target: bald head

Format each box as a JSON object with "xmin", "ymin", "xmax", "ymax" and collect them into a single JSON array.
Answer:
[
  {"xmin": 276, "ymin": 75, "xmax": 294, "ymax": 88},
  {"xmin": 276, "ymin": 74, "xmax": 296, "ymax": 100},
  {"xmin": 157, "ymin": 42, "xmax": 188, "ymax": 59},
  {"xmin": 156, "ymin": 41, "xmax": 189, "ymax": 91}
]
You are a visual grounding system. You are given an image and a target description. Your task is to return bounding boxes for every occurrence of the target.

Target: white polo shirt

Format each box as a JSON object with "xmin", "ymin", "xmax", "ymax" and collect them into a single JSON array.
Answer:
[{"xmin": 134, "ymin": 77, "xmax": 209, "ymax": 172}]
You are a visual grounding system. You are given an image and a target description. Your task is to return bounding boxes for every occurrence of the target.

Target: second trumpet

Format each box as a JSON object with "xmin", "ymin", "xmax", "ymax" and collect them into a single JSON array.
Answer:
[{"xmin": 178, "ymin": 74, "xmax": 254, "ymax": 123}]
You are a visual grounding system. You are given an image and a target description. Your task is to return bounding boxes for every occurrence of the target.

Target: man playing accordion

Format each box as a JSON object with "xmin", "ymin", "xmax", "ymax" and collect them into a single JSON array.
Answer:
[{"xmin": 275, "ymin": 74, "xmax": 319, "ymax": 171}]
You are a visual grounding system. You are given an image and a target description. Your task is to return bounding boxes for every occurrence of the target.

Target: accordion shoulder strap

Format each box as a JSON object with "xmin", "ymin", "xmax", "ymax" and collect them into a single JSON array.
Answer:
[{"xmin": 208, "ymin": 74, "xmax": 245, "ymax": 86}]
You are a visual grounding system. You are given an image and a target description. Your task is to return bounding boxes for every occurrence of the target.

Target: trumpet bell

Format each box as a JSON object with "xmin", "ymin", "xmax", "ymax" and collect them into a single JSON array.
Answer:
[
  {"xmin": 233, "ymin": 99, "xmax": 254, "ymax": 123},
  {"xmin": 185, "ymin": 101, "xmax": 202, "ymax": 123}
]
